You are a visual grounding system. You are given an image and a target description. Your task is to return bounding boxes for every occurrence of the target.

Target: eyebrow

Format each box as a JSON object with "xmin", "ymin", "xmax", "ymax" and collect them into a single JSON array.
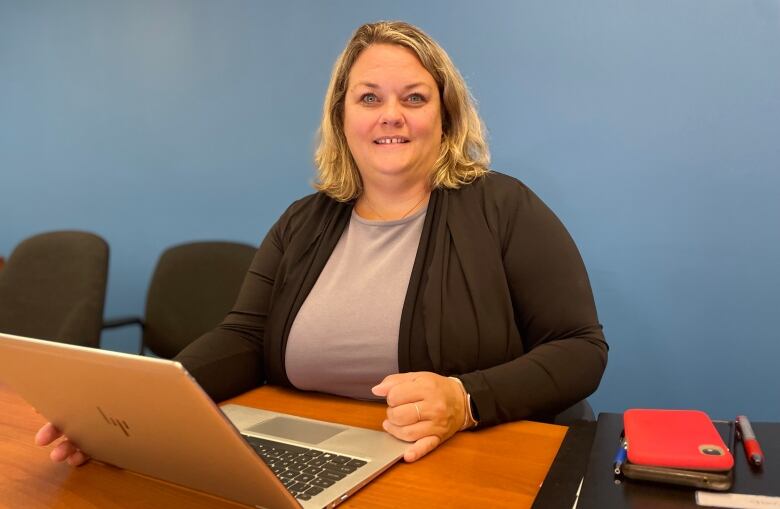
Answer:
[{"xmin": 351, "ymin": 81, "xmax": 432, "ymax": 91}]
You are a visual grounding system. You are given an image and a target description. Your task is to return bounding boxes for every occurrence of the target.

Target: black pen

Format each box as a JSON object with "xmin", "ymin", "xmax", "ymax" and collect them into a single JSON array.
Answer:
[{"xmin": 736, "ymin": 415, "xmax": 765, "ymax": 467}]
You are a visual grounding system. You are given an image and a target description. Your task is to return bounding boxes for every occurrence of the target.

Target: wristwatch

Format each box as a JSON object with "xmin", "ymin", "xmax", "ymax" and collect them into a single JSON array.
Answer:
[
  {"xmin": 450, "ymin": 376, "xmax": 479, "ymax": 429},
  {"xmin": 465, "ymin": 392, "xmax": 479, "ymax": 428},
  {"xmin": 468, "ymin": 393, "xmax": 480, "ymax": 424}
]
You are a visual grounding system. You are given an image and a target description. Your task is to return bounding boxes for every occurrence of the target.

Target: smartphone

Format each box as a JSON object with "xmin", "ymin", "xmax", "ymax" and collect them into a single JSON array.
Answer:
[
  {"xmin": 624, "ymin": 409, "xmax": 734, "ymax": 470},
  {"xmin": 620, "ymin": 459, "xmax": 733, "ymax": 490},
  {"xmin": 621, "ymin": 409, "xmax": 734, "ymax": 490}
]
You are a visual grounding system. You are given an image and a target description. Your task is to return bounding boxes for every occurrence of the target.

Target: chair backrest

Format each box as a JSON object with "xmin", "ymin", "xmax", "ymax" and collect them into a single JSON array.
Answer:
[
  {"xmin": 0, "ymin": 231, "xmax": 109, "ymax": 347},
  {"xmin": 142, "ymin": 241, "xmax": 255, "ymax": 358}
]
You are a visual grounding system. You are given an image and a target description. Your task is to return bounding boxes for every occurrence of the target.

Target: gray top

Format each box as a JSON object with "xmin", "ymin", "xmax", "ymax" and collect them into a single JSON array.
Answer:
[{"xmin": 285, "ymin": 207, "xmax": 427, "ymax": 400}]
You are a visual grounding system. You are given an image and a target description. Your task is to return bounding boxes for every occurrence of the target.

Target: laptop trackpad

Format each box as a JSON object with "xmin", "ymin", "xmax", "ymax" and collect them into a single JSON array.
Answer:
[{"xmin": 247, "ymin": 417, "xmax": 346, "ymax": 445}]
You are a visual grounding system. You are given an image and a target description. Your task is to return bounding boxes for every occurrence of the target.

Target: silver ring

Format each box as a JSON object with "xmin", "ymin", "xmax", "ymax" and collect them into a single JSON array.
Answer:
[{"xmin": 414, "ymin": 403, "xmax": 422, "ymax": 423}]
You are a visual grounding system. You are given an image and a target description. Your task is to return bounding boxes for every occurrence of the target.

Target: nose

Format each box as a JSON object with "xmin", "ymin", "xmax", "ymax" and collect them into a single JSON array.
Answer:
[{"xmin": 379, "ymin": 99, "xmax": 404, "ymax": 127}]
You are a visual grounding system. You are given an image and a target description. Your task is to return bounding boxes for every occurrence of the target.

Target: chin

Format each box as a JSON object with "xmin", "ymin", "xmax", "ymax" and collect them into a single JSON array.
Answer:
[{"xmin": 372, "ymin": 165, "xmax": 414, "ymax": 177}]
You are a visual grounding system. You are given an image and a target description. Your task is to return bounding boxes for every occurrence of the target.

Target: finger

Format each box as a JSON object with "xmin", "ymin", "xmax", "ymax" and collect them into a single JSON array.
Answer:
[
  {"xmin": 384, "ymin": 381, "xmax": 430, "ymax": 408},
  {"xmin": 50, "ymin": 440, "xmax": 79, "ymax": 463},
  {"xmin": 371, "ymin": 372, "xmax": 419, "ymax": 396},
  {"xmin": 386, "ymin": 401, "xmax": 423, "ymax": 427},
  {"xmin": 66, "ymin": 449, "xmax": 91, "ymax": 467},
  {"xmin": 404, "ymin": 435, "xmax": 441, "ymax": 463},
  {"xmin": 382, "ymin": 419, "xmax": 431, "ymax": 443},
  {"xmin": 35, "ymin": 422, "xmax": 63, "ymax": 446}
]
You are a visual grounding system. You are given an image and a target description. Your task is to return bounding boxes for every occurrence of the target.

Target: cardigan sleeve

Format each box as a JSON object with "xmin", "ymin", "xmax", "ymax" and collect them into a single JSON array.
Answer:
[
  {"xmin": 458, "ymin": 180, "xmax": 608, "ymax": 426},
  {"xmin": 174, "ymin": 219, "xmax": 285, "ymax": 402}
]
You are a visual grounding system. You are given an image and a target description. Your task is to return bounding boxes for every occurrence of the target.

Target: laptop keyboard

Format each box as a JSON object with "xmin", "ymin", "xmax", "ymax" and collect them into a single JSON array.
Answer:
[{"xmin": 243, "ymin": 435, "xmax": 368, "ymax": 502}]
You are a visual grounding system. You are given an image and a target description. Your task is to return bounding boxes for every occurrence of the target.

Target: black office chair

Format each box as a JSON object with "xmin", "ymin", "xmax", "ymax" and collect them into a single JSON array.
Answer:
[
  {"xmin": 553, "ymin": 399, "xmax": 595, "ymax": 425},
  {"xmin": 0, "ymin": 231, "xmax": 109, "ymax": 347},
  {"xmin": 103, "ymin": 241, "xmax": 256, "ymax": 358}
]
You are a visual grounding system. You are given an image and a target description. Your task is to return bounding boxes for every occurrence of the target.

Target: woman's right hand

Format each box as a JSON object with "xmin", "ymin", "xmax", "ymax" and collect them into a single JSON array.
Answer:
[{"xmin": 35, "ymin": 422, "xmax": 91, "ymax": 466}]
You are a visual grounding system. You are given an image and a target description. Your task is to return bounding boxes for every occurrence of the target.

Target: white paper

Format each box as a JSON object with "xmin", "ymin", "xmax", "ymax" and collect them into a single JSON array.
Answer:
[{"xmin": 696, "ymin": 491, "xmax": 780, "ymax": 509}]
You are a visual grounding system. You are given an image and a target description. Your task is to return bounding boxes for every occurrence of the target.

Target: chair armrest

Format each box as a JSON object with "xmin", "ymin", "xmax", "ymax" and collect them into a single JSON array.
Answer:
[
  {"xmin": 102, "ymin": 316, "xmax": 145, "ymax": 330},
  {"xmin": 102, "ymin": 316, "xmax": 146, "ymax": 355},
  {"xmin": 553, "ymin": 399, "xmax": 595, "ymax": 425}
]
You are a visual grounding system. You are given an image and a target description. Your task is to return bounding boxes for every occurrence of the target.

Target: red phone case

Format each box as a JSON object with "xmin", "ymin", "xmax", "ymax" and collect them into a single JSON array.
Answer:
[{"xmin": 624, "ymin": 409, "xmax": 734, "ymax": 471}]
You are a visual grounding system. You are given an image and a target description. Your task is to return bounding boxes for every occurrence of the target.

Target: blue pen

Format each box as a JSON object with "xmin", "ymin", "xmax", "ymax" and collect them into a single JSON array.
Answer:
[{"xmin": 613, "ymin": 437, "xmax": 628, "ymax": 475}]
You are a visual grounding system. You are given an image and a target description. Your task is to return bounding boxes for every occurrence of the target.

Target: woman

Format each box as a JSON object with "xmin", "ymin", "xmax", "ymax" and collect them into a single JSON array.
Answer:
[{"xmin": 37, "ymin": 20, "xmax": 607, "ymax": 465}]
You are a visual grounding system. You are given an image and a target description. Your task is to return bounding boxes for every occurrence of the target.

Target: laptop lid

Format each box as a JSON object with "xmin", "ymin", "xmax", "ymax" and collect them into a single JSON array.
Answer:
[{"xmin": 0, "ymin": 333, "xmax": 406, "ymax": 508}]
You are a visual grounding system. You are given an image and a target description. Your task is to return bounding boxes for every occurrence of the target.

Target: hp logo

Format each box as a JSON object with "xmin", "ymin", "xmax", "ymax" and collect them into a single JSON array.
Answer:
[{"xmin": 97, "ymin": 407, "xmax": 131, "ymax": 437}]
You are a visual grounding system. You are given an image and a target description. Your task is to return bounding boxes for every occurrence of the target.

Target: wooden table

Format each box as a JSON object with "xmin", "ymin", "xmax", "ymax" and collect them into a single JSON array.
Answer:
[{"xmin": 0, "ymin": 383, "xmax": 567, "ymax": 508}]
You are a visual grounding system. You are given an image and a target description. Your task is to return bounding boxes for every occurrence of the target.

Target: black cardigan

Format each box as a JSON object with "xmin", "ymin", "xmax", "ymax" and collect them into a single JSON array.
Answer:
[{"xmin": 176, "ymin": 171, "xmax": 608, "ymax": 427}]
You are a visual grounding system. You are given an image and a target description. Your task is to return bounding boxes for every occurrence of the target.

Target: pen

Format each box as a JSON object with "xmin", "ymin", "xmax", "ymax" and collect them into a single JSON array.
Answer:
[
  {"xmin": 613, "ymin": 437, "xmax": 627, "ymax": 475},
  {"xmin": 727, "ymin": 419, "xmax": 736, "ymax": 453},
  {"xmin": 736, "ymin": 415, "xmax": 765, "ymax": 467}
]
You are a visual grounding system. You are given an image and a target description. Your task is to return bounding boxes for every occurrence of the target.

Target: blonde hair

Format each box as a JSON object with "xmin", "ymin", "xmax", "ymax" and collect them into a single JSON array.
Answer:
[{"xmin": 314, "ymin": 21, "xmax": 490, "ymax": 202}]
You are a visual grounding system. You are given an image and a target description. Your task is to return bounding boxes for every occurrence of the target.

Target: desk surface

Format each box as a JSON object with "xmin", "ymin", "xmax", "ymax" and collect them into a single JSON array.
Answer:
[{"xmin": 0, "ymin": 383, "xmax": 566, "ymax": 508}]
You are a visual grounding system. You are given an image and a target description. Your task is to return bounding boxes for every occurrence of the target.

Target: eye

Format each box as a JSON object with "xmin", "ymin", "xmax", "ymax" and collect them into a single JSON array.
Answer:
[
  {"xmin": 360, "ymin": 93, "xmax": 379, "ymax": 104},
  {"xmin": 407, "ymin": 93, "xmax": 426, "ymax": 104}
]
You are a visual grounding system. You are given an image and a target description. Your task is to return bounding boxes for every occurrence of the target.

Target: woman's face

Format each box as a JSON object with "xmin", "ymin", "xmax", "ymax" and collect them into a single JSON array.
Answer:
[{"xmin": 343, "ymin": 44, "xmax": 443, "ymax": 188}]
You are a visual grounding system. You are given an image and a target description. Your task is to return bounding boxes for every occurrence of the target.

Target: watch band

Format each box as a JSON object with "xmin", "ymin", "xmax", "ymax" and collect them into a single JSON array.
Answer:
[{"xmin": 449, "ymin": 377, "xmax": 479, "ymax": 429}]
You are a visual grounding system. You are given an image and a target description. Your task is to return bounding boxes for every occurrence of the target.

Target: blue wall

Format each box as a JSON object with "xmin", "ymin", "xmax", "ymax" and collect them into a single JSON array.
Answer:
[{"xmin": 2, "ymin": 1, "xmax": 778, "ymax": 419}]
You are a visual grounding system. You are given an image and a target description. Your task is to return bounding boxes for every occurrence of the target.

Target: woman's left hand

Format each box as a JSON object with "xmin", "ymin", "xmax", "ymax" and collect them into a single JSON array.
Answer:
[{"xmin": 371, "ymin": 371, "xmax": 466, "ymax": 462}]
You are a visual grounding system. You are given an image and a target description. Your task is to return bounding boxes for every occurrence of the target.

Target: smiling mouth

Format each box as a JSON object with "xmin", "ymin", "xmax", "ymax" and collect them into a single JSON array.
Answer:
[{"xmin": 374, "ymin": 137, "xmax": 410, "ymax": 144}]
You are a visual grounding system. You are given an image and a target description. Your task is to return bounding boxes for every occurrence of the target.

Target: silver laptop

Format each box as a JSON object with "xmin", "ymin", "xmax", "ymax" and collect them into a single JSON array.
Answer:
[{"xmin": 0, "ymin": 333, "xmax": 407, "ymax": 509}]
